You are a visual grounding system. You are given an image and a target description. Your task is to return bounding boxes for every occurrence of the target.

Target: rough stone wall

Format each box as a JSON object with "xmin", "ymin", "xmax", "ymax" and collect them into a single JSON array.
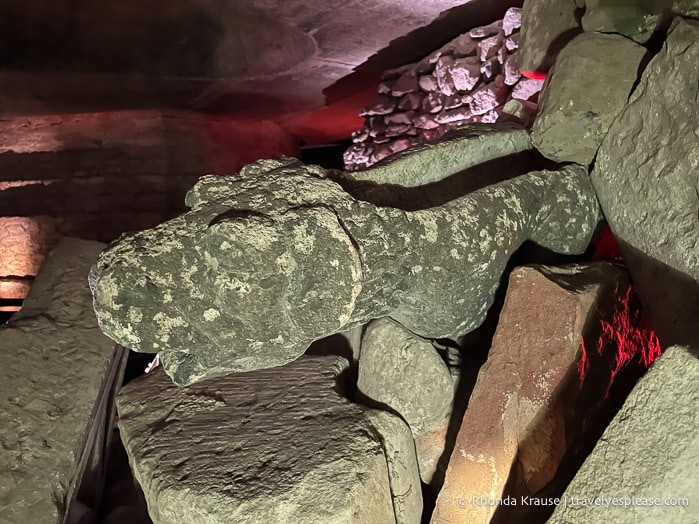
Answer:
[
  {"xmin": 0, "ymin": 110, "xmax": 299, "ymax": 297},
  {"xmin": 344, "ymin": 8, "xmax": 543, "ymax": 170},
  {"xmin": 0, "ymin": 217, "xmax": 61, "ymax": 278}
]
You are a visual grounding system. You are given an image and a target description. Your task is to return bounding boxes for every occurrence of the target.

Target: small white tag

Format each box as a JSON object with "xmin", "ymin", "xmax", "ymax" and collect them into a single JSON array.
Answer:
[{"xmin": 145, "ymin": 354, "xmax": 160, "ymax": 374}]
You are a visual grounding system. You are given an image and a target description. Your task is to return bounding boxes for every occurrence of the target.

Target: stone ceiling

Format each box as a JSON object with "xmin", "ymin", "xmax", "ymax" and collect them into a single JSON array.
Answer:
[{"xmin": 0, "ymin": 0, "xmax": 519, "ymax": 143}]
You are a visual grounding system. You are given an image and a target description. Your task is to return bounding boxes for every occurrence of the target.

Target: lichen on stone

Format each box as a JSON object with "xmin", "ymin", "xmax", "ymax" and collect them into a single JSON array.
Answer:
[{"xmin": 91, "ymin": 148, "xmax": 600, "ymax": 385}]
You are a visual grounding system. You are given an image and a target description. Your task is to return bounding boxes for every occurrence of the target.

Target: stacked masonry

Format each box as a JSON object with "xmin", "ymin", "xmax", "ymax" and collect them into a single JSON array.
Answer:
[{"xmin": 344, "ymin": 8, "xmax": 543, "ymax": 170}]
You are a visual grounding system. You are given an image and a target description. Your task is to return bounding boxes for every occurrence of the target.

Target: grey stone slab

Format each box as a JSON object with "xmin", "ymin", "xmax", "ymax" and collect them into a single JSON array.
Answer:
[
  {"xmin": 354, "ymin": 123, "xmax": 530, "ymax": 186},
  {"xmin": 358, "ymin": 318, "xmax": 455, "ymax": 484},
  {"xmin": 532, "ymin": 32, "xmax": 646, "ymax": 165},
  {"xmin": 0, "ymin": 238, "xmax": 121, "ymax": 523},
  {"xmin": 360, "ymin": 95, "xmax": 399, "ymax": 116},
  {"xmin": 504, "ymin": 53, "xmax": 521, "ymax": 85},
  {"xmin": 518, "ymin": 0, "xmax": 581, "ymax": 74},
  {"xmin": 469, "ymin": 20, "xmax": 503, "ymax": 39},
  {"xmin": 421, "ymin": 92, "xmax": 444, "ymax": 114},
  {"xmin": 510, "ymin": 77, "xmax": 544, "ymax": 101},
  {"xmin": 451, "ymin": 57, "xmax": 482, "ymax": 92},
  {"xmin": 468, "ymin": 76, "xmax": 508, "ymax": 115},
  {"xmin": 117, "ymin": 355, "xmax": 422, "ymax": 524},
  {"xmin": 418, "ymin": 75, "xmax": 438, "ymax": 92},
  {"xmin": 581, "ymin": 0, "xmax": 699, "ymax": 43},
  {"xmin": 503, "ymin": 7, "xmax": 522, "ymax": 36}
]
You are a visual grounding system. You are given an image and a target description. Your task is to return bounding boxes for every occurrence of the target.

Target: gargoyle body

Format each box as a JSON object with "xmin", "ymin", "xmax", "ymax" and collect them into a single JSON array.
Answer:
[{"xmin": 91, "ymin": 153, "xmax": 599, "ymax": 385}]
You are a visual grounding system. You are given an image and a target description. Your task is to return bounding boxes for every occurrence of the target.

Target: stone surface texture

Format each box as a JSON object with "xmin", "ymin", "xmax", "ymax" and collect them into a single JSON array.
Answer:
[
  {"xmin": 500, "ymin": 99, "xmax": 537, "ymax": 127},
  {"xmin": 343, "ymin": 8, "xmax": 544, "ymax": 170},
  {"xmin": 0, "ymin": 238, "xmax": 118, "ymax": 523},
  {"xmin": 581, "ymin": 0, "xmax": 661, "ymax": 43},
  {"xmin": 90, "ymin": 155, "xmax": 600, "ymax": 385},
  {"xmin": 0, "ymin": 217, "xmax": 62, "ymax": 299},
  {"xmin": 590, "ymin": 18, "xmax": 699, "ymax": 346},
  {"xmin": 503, "ymin": 6, "xmax": 522, "ymax": 35},
  {"xmin": 510, "ymin": 77, "xmax": 544, "ymax": 101},
  {"xmin": 358, "ymin": 318, "xmax": 455, "ymax": 483},
  {"xmin": 532, "ymin": 32, "xmax": 646, "ymax": 164},
  {"xmin": 549, "ymin": 345, "xmax": 699, "ymax": 524},
  {"xmin": 581, "ymin": 0, "xmax": 699, "ymax": 43},
  {"xmin": 117, "ymin": 355, "xmax": 422, "ymax": 524},
  {"xmin": 351, "ymin": 124, "xmax": 530, "ymax": 186},
  {"xmin": 518, "ymin": 0, "xmax": 581, "ymax": 74},
  {"xmin": 432, "ymin": 263, "xmax": 630, "ymax": 524}
]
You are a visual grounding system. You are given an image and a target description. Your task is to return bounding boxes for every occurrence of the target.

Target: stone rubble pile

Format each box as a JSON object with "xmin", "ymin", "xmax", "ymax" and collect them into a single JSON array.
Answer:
[{"xmin": 344, "ymin": 7, "xmax": 544, "ymax": 170}]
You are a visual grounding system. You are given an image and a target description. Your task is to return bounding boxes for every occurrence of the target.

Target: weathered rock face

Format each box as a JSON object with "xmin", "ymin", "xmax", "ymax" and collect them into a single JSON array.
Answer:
[
  {"xmin": 117, "ymin": 355, "xmax": 422, "ymax": 524},
  {"xmin": 532, "ymin": 32, "xmax": 647, "ymax": 165},
  {"xmin": 357, "ymin": 318, "xmax": 455, "ymax": 484},
  {"xmin": 518, "ymin": 0, "xmax": 581, "ymax": 75},
  {"xmin": 0, "ymin": 1, "xmax": 318, "ymax": 78},
  {"xmin": 581, "ymin": 0, "xmax": 699, "ymax": 44},
  {"xmin": 432, "ymin": 263, "xmax": 632, "ymax": 524},
  {"xmin": 90, "ymin": 154, "xmax": 601, "ymax": 385},
  {"xmin": 0, "ymin": 238, "xmax": 123, "ymax": 524},
  {"xmin": 581, "ymin": 0, "xmax": 663, "ymax": 43},
  {"xmin": 590, "ymin": 17, "xmax": 699, "ymax": 346},
  {"xmin": 549, "ymin": 345, "xmax": 699, "ymax": 524}
]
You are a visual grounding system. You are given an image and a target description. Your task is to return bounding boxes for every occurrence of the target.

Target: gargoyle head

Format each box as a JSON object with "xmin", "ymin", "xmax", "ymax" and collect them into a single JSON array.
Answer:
[{"xmin": 90, "ymin": 158, "xmax": 363, "ymax": 385}]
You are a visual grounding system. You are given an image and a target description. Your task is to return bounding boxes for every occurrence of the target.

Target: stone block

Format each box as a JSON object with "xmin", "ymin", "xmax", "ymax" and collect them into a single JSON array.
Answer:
[
  {"xmin": 518, "ymin": 0, "xmax": 581, "ymax": 74},
  {"xmin": 549, "ymin": 345, "xmax": 699, "ymax": 524},
  {"xmin": 590, "ymin": 18, "xmax": 699, "ymax": 346},
  {"xmin": 532, "ymin": 32, "xmax": 646, "ymax": 165},
  {"xmin": 117, "ymin": 355, "xmax": 422, "ymax": 524},
  {"xmin": 432, "ymin": 263, "xmax": 633, "ymax": 524},
  {"xmin": 0, "ymin": 238, "xmax": 125, "ymax": 523},
  {"xmin": 358, "ymin": 318, "xmax": 455, "ymax": 483}
]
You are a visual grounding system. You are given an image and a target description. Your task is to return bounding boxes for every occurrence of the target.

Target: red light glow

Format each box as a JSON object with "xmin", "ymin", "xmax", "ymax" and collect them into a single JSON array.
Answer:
[
  {"xmin": 599, "ymin": 285, "xmax": 662, "ymax": 374},
  {"xmin": 578, "ymin": 284, "xmax": 662, "ymax": 393},
  {"xmin": 591, "ymin": 223, "xmax": 623, "ymax": 261},
  {"xmin": 521, "ymin": 70, "xmax": 547, "ymax": 80}
]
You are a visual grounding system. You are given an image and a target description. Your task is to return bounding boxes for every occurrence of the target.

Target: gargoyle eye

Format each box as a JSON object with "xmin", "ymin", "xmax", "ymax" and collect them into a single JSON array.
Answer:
[{"xmin": 207, "ymin": 209, "xmax": 272, "ymax": 228}]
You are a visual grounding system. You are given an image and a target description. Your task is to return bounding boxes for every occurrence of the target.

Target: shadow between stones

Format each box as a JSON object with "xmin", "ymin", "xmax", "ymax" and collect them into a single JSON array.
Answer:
[{"xmin": 334, "ymin": 149, "xmax": 560, "ymax": 210}]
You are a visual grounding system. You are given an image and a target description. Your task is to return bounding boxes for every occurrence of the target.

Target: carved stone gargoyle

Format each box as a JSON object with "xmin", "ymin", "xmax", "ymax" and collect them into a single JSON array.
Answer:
[{"xmin": 90, "ymin": 142, "xmax": 599, "ymax": 385}]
